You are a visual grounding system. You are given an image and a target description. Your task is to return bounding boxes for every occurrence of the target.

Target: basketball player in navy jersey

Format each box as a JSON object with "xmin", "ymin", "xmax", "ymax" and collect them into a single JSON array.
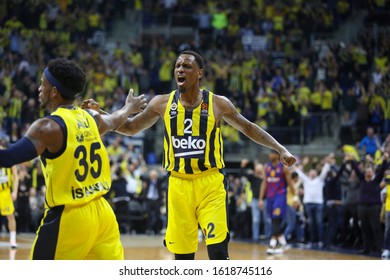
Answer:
[{"xmin": 83, "ymin": 50, "xmax": 296, "ymax": 260}]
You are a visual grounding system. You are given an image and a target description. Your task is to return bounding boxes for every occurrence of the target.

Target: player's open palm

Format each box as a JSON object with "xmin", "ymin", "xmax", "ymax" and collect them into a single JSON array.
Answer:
[{"xmin": 124, "ymin": 89, "xmax": 147, "ymax": 114}]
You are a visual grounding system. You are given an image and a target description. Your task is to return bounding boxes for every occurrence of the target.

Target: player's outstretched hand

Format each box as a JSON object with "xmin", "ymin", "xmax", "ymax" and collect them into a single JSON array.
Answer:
[
  {"xmin": 81, "ymin": 89, "xmax": 148, "ymax": 115},
  {"xmin": 124, "ymin": 89, "xmax": 147, "ymax": 114}
]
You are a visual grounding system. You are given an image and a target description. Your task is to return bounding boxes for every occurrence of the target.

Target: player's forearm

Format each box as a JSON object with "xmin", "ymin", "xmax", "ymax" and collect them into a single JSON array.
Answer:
[
  {"xmin": 95, "ymin": 108, "xmax": 129, "ymax": 135},
  {"xmin": 113, "ymin": 119, "xmax": 137, "ymax": 136},
  {"xmin": 107, "ymin": 107, "xmax": 134, "ymax": 133}
]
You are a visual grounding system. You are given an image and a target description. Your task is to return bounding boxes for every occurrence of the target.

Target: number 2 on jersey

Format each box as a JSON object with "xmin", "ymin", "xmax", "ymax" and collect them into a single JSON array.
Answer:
[{"xmin": 204, "ymin": 222, "xmax": 216, "ymax": 239}]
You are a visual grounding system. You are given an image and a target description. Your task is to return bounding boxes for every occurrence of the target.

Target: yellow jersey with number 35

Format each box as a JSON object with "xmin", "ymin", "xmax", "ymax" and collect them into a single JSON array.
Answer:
[{"xmin": 40, "ymin": 107, "xmax": 111, "ymax": 208}]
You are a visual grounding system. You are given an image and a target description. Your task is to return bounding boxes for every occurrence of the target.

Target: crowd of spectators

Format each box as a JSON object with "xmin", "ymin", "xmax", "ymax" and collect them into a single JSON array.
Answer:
[
  {"xmin": 236, "ymin": 145, "xmax": 389, "ymax": 258},
  {"xmin": 0, "ymin": 0, "xmax": 389, "ymax": 258},
  {"xmin": 137, "ymin": 0, "xmax": 389, "ymax": 147}
]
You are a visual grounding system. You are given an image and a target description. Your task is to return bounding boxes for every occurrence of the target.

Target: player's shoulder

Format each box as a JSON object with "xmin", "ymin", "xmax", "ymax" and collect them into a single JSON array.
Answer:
[
  {"xmin": 25, "ymin": 116, "xmax": 63, "ymax": 140},
  {"xmin": 208, "ymin": 92, "xmax": 230, "ymax": 104},
  {"xmin": 31, "ymin": 116, "xmax": 62, "ymax": 132},
  {"xmin": 151, "ymin": 93, "xmax": 171, "ymax": 102},
  {"xmin": 145, "ymin": 93, "xmax": 171, "ymax": 116},
  {"xmin": 210, "ymin": 93, "xmax": 236, "ymax": 114},
  {"xmin": 148, "ymin": 93, "xmax": 170, "ymax": 108}
]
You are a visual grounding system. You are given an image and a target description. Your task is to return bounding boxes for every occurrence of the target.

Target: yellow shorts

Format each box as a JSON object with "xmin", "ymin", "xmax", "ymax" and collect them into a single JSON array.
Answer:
[
  {"xmin": 165, "ymin": 169, "xmax": 229, "ymax": 254},
  {"xmin": 30, "ymin": 196, "xmax": 124, "ymax": 260},
  {"xmin": 0, "ymin": 188, "xmax": 14, "ymax": 216}
]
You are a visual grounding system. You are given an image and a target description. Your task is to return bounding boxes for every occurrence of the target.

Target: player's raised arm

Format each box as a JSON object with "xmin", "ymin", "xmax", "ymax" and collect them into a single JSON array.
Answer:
[
  {"xmin": 83, "ymin": 93, "xmax": 168, "ymax": 137},
  {"xmin": 85, "ymin": 89, "xmax": 147, "ymax": 136}
]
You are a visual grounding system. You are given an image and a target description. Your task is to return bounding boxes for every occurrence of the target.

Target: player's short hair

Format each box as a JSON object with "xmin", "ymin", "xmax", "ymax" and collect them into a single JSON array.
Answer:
[
  {"xmin": 178, "ymin": 50, "xmax": 204, "ymax": 70},
  {"xmin": 45, "ymin": 58, "xmax": 86, "ymax": 100}
]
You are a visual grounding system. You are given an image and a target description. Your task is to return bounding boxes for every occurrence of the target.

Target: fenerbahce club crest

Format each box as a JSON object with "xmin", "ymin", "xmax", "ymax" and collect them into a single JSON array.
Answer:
[{"xmin": 169, "ymin": 102, "xmax": 178, "ymax": 119}]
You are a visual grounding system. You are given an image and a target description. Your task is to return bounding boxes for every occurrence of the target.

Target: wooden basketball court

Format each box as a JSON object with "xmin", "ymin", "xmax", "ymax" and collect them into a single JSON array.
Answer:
[{"xmin": 0, "ymin": 233, "xmax": 380, "ymax": 260}]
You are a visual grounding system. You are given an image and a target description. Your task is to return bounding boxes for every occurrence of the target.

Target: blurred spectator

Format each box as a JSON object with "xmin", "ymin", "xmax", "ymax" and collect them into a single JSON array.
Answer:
[
  {"xmin": 140, "ymin": 169, "xmax": 165, "ymax": 235},
  {"xmin": 357, "ymin": 126, "xmax": 381, "ymax": 157},
  {"xmin": 381, "ymin": 170, "xmax": 390, "ymax": 259},
  {"xmin": 227, "ymin": 174, "xmax": 237, "ymax": 236},
  {"xmin": 348, "ymin": 152, "xmax": 389, "ymax": 255},
  {"xmin": 323, "ymin": 156, "xmax": 347, "ymax": 248},
  {"xmin": 240, "ymin": 158, "xmax": 269, "ymax": 242},
  {"xmin": 0, "ymin": 140, "xmax": 19, "ymax": 248},
  {"xmin": 383, "ymin": 91, "xmax": 390, "ymax": 135},
  {"xmin": 29, "ymin": 186, "xmax": 45, "ymax": 232},
  {"xmin": 123, "ymin": 161, "xmax": 142, "ymax": 200},
  {"xmin": 340, "ymin": 166, "xmax": 362, "ymax": 249},
  {"xmin": 211, "ymin": 4, "xmax": 228, "ymax": 43},
  {"xmin": 106, "ymin": 135, "xmax": 126, "ymax": 163},
  {"xmin": 293, "ymin": 154, "xmax": 333, "ymax": 248},
  {"xmin": 21, "ymin": 98, "xmax": 39, "ymax": 126},
  {"xmin": 233, "ymin": 176, "xmax": 251, "ymax": 240},
  {"xmin": 105, "ymin": 164, "xmax": 130, "ymax": 200},
  {"xmin": 15, "ymin": 163, "xmax": 31, "ymax": 233},
  {"xmin": 105, "ymin": 163, "xmax": 134, "ymax": 233},
  {"xmin": 289, "ymin": 171, "xmax": 306, "ymax": 243},
  {"xmin": 339, "ymin": 111, "xmax": 356, "ymax": 145}
]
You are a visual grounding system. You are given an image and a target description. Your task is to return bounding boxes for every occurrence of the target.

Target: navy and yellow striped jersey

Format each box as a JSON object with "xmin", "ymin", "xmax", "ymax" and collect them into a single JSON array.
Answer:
[
  {"xmin": 162, "ymin": 90, "xmax": 225, "ymax": 175},
  {"xmin": 0, "ymin": 167, "xmax": 13, "ymax": 191}
]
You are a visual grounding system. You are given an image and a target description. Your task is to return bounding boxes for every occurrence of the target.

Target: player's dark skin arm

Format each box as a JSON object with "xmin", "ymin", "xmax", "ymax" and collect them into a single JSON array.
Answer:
[
  {"xmin": 25, "ymin": 118, "xmax": 63, "ymax": 155},
  {"xmin": 83, "ymin": 91, "xmax": 296, "ymax": 166},
  {"xmin": 83, "ymin": 94, "xmax": 167, "ymax": 137},
  {"xmin": 25, "ymin": 90, "xmax": 147, "ymax": 157},
  {"xmin": 115, "ymin": 94, "xmax": 167, "ymax": 135},
  {"xmin": 87, "ymin": 89, "xmax": 147, "ymax": 136}
]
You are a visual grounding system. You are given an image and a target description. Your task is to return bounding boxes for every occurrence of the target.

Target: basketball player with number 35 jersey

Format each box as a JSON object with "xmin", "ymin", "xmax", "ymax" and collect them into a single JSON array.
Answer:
[
  {"xmin": 30, "ymin": 107, "xmax": 122, "ymax": 259},
  {"xmin": 0, "ymin": 58, "xmax": 147, "ymax": 259},
  {"xmin": 87, "ymin": 50, "xmax": 296, "ymax": 260}
]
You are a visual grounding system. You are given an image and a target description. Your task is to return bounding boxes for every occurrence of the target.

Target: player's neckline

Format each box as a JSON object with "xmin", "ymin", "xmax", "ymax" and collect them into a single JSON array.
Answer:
[{"xmin": 59, "ymin": 104, "xmax": 76, "ymax": 110}]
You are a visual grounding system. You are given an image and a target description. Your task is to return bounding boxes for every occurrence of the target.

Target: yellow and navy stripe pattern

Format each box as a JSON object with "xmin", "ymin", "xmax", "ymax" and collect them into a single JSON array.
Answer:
[
  {"xmin": 0, "ymin": 167, "xmax": 12, "ymax": 191},
  {"xmin": 163, "ymin": 90, "xmax": 225, "ymax": 175}
]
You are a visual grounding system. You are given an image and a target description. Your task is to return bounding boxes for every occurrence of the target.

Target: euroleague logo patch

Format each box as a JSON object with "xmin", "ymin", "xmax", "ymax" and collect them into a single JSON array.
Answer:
[{"xmin": 200, "ymin": 102, "xmax": 208, "ymax": 117}]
